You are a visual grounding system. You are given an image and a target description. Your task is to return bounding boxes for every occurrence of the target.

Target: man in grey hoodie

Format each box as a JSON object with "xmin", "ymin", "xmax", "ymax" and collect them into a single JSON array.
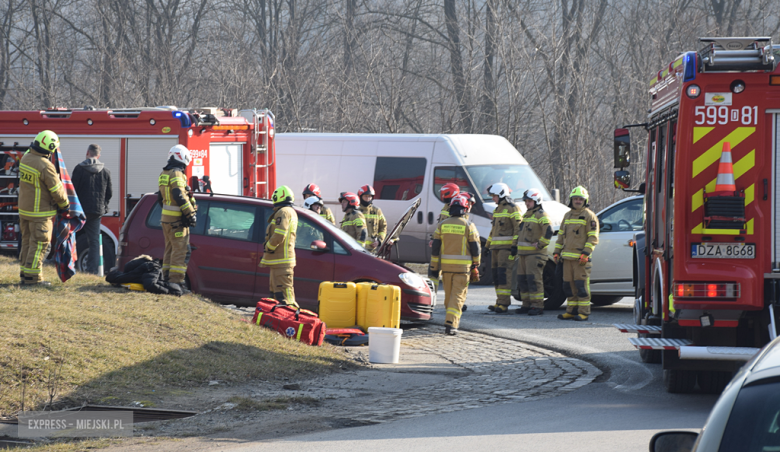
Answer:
[{"xmin": 72, "ymin": 144, "xmax": 112, "ymax": 274}]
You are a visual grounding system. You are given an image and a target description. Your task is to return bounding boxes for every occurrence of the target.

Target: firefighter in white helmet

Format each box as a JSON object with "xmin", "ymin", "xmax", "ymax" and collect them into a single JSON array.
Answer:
[
  {"xmin": 303, "ymin": 183, "xmax": 335, "ymax": 224},
  {"xmin": 260, "ymin": 185, "xmax": 299, "ymax": 307},
  {"xmin": 158, "ymin": 144, "xmax": 196, "ymax": 293},
  {"xmin": 430, "ymin": 195, "xmax": 481, "ymax": 335},
  {"xmin": 515, "ymin": 188, "xmax": 553, "ymax": 316},
  {"xmin": 486, "ymin": 183, "xmax": 521, "ymax": 313},
  {"xmin": 554, "ymin": 186, "xmax": 599, "ymax": 321},
  {"xmin": 18, "ymin": 130, "xmax": 69, "ymax": 285}
]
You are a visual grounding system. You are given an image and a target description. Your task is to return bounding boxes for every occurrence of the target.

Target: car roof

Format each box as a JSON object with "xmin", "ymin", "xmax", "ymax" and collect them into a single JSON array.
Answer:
[
  {"xmin": 743, "ymin": 336, "xmax": 780, "ymax": 386},
  {"xmin": 596, "ymin": 195, "xmax": 643, "ymax": 216}
]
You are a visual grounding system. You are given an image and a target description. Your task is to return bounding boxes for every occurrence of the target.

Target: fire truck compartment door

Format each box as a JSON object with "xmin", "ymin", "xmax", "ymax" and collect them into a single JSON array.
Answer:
[
  {"xmin": 126, "ymin": 138, "xmax": 179, "ymax": 199},
  {"xmin": 209, "ymin": 143, "xmax": 243, "ymax": 196}
]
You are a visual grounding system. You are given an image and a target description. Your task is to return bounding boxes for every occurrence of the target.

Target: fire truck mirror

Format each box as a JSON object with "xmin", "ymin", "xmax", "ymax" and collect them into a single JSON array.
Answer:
[
  {"xmin": 614, "ymin": 170, "xmax": 631, "ymax": 190},
  {"xmin": 614, "ymin": 128, "xmax": 630, "ymax": 168}
]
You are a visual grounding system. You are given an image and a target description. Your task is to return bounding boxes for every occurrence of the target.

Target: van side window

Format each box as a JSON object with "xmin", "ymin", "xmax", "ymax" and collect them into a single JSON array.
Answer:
[
  {"xmin": 433, "ymin": 167, "xmax": 472, "ymax": 201},
  {"xmin": 373, "ymin": 157, "xmax": 426, "ymax": 200}
]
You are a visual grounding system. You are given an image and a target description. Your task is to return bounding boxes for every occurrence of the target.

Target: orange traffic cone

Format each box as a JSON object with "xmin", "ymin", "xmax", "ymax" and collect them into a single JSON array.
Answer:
[{"xmin": 713, "ymin": 141, "xmax": 737, "ymax": 195}]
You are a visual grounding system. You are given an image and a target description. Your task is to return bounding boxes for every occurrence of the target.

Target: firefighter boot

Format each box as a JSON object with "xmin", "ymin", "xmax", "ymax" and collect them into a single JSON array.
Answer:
[
  {"xmin": 494, "ymin": 305, "xmax": 510, "ymax": 314},
  {"xmin": 515, "ymin": 306, "xmax": 531, "ymax": 314},
  {"xmin": 488, "ymin": 305, "xmax": 496, "ymax": 312},
  {"xmin": 557, "ymin": 312, "xmax": 577, "ymax": 320},
  {"xmin": 528, "ymin": 308, "xmax": 544, "ymax": 316},
  {"xmin": 573, "ymin": 314, "xmax": 589, "ymax": 321},
  {"xmin": 445, "ymin": 325, "xmax": 458, "ymax": 336}
]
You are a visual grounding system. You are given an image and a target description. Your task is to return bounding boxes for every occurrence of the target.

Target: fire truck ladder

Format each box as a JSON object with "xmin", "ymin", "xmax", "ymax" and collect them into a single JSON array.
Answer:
[
  {"xmin": 699, "ymin": 37, "xmax": 776, "ymax": 72},
  {"xmin": 240, "ymin": 109, "xmax": 274, "ymax": 199}
]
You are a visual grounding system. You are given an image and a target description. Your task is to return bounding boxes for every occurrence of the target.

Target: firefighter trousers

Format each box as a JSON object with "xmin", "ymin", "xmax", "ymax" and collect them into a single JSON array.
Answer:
[
  {"xmin": 269, "ymin": 266, "xmax": 298, "ymax": 308},
  {"xmin": 491, "ymin": 248, "xmax": 513, "ymax": 306},
  {"xmin": 162, "ymin": 222, "xmax": 189, "ymax": 284},
  {"xmin": 517, "ymin": 254, "xmax": 546, "ymax": 309},
  {"xmin": 19, "ymin": 216, "xmax": 53, "ymax": 284},
  {"xmin": 442, "ymin": 272, "xmax": 468, "ymax": 329},
  {"xmin": 563, "ymin": 259, "xmax": 592, "ymax": 315}
]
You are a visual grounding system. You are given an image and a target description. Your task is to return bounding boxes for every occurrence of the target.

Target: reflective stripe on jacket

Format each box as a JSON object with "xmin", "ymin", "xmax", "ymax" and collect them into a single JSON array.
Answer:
[
  {"xmin": 517, "ymin": 205, "xmax": 553, "ymax": 255},
  {"xmin": 341, "ymin": 209, "xmax": 368, "ymax": 248},
  {"xmin": 358, "ymin": 204, "xmax": 387, "ymax": 241},
  {"xmin": 431, "ymin": 217, "xmax": 481, "ymax": 273},
  {"xmin": 487, "ymin": 198, "xmax": 520, "ymax": 249},
  {"xmin": 554, "ymin": 207, "xmax": 599, "ymax": 260},
  {"xmin": 158, "ymin": 168, "xmax": 195, "ymax": 223},
  {"xmin": 261, "ymin": 205, "xmax": 297, "ymax": 267},
  {"xmin": 18, "ymin": 149, "xmax": 69, "ymax": 219}
]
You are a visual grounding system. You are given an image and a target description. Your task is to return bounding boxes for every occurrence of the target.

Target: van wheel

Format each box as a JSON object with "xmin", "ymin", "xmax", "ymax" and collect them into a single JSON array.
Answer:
[
  {"xmin": 543, "ymin": 260, "xmax": 566, "ymax": 310},
  {"xmin": 591, "ymin": 295, "xmax": 623, "ymax": 306},
  {"xmin": 663, "ymin": 369, "xmax": 697, "ymax": 393},
  {"xmin": 76, "ymin": 232, "xmax": 116, "ymax": 274},
  {"xmin": 475, "ymin": 247, "xmax": 493, "ymax": 285}
]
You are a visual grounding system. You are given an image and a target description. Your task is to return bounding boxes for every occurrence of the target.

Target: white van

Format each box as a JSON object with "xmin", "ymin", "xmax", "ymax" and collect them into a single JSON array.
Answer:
[{"xmin": 275, "ymin": 133, "xmax": 569, "ymax": 265}]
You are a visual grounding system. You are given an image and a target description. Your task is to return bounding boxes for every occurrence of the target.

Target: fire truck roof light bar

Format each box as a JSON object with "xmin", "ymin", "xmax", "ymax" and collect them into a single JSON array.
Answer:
[
  {"xmin": 683, "ymin": 52, "xmax": 697, "ymax": 82},
  {"xmin": 698, "ymin": 37, "xmax": 776, "ymax": 72}
]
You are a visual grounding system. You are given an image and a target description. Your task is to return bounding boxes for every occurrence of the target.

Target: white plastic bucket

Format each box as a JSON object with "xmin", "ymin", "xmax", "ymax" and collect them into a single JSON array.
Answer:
[{"xmin": 368, "ymin": 327, "xmax": 403, "ymax": 364}]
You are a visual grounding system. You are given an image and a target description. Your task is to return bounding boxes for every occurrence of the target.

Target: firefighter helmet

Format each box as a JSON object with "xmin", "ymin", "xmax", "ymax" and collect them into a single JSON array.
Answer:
[
  {"xmin": 450, "ymin": 194, "xmax": 469, "ymax": 208},
  {"xmin": 440, "ymin": 183, "xmax": 460, "ymax": 201},
  {"xmin": 357, "ymin": 185, "xmax": 375, "ymax": 197},
  {"xmin": 339, "ymin": 191, "xmax": 360, "ymax": 207},
  {"xmin": 463, "ymin": 192, "xmax": 476, "ymax": 206},
  {"xmin": 31, "ymin": 130, "xmax": 59, "ymax": 154},
  {"xmin": 272, "ymin": 185, "xmax": 294, "ymax": 204},
  {"xmin": 569, "ymin": 185, "xmax": 589, "ymax": 202},
  {"xmin": 304, "ymin": 196, "xmax": 324, "ymax": 210},
  {"xmin": 488, "ymin": 183, "xmax": 511, "ymax": 199},
  {"xmin": 523, "ymin": 188, "xmax": 543, "ymax": 205},
  {"xmin": 303, "ymin": 183, "xmax": 321, "ymax": 197},
  {"xmin": 168, "ymin": 144, "xmax": 192, "ymax": 166}
]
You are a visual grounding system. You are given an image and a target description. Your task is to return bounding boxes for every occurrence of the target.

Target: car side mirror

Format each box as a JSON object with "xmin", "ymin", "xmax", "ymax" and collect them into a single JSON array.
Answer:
[
  {"xmin": 614, "ymin": 128, "xmax": 630, "ymax": 168},
  {"xmin": 614, "ymin": 170, "xmax": 631, "ymax": 189},
  {"xmin": 600, "ymin": 221, "xmax": 611, "ymax": 231},
  {"xmin": 649, "ymin": 431, "xmax": 698, "ymax": 452},
  {"xmin": 310, "ymin": 240, "xmax": 328, "ymax": 251}
]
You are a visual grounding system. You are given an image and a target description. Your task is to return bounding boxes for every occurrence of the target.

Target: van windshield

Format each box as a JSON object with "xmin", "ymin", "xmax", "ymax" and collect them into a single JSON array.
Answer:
[{"xmin": 466, "ymin": 165, "xmax": 552, "ymax": 202}]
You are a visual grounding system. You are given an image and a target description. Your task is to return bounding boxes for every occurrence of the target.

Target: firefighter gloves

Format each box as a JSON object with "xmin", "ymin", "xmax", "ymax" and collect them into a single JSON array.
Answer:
[{"xmin": 578, "ymin": 254, "xmax": 589, "ymax": 266}]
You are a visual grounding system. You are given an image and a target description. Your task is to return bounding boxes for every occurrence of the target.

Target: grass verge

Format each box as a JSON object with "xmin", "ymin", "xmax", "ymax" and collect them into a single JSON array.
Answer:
[{"xmin": 0, "ymin": 255, "xmax": 351, "ymax": 415}]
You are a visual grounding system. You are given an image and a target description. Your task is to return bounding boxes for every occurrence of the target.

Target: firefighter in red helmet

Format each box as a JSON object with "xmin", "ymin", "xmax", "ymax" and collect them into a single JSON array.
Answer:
[
  {"xmin": 437, "ymin": 183, "xmax": 461, "ymax": 223},
  {"xmin": 303, "ymin": 183, "xmax": 335, "ymax": 224},
  {"xmin": 357, "ymin": 185, "xmax": 387, "ymax": 250},
  {"xmin": 340, "ymin": 192, "xmax": 369, "ymax": 248}
]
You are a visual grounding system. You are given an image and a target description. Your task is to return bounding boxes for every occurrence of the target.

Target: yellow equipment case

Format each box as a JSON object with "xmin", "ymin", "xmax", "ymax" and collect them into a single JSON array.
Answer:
[
  {"xmin": 363, "ymin": 284, "xmax": 401, "ymax": 329},
  {"xmin": 318, "ymin": 282, "xmax": 358, "ymax": 328},
  {"xmin": 356, "ymin": 282, "xmax": 373, "ymax": 331}
]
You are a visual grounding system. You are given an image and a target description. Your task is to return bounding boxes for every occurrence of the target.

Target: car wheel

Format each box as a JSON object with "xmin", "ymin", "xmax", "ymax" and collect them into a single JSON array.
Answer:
[
  {"xmin": 698, "ymin": 371, "xmax": 731, "ymax": 394},
  {"xmin": 663, "ymin": 369, "xmax": 697, "ymax": 393},
  {"xmin": 543, "ymin": 260, "xmax": 566, "ymax": 310},
  {"xmin": 76, "ymin": 232, "xmax": 117, "ymax": 274},
  {"xmin": 591, "ymin": 295, "xmax": 623, "ymax": 306},
  {"xmin": 475, "ymin": 246, "xmax": 493, "ymax": 286}
]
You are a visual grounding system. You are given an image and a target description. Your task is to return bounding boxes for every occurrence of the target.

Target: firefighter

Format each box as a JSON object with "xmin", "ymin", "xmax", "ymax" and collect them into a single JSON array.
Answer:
[
  {"xmin": 260, "ymin": 185, "xmax": 299, "ymax": 307},
  {"xmin": 437, "ymin": 183, "xmax": 461, "ymax": 223},
  {"xmin": 18, "ymin": 130, "xmax": 69, "ymax": 285},
  {"xmin": 357, "ymin": 185, "xmax": 387, "ymax": 250},
  {"xmin": 486, "ymin": 183, "xmax": 521, "ymax": 313},
  {"xmin": 303, "ymin": 183, "xmax": 335, "ymax": 224},
  {"xmin": 462, "ymin": 192, "xmax": 476, "ymax": 220},
  {"xmin": 554, "ymin": 186, "xmax": 599, "ymax": 321},
  {"xmin": 158, "ymin": 145, "xmax": 196, "ymax": 292},
  {"xmin": 301, "ymin": 196, "xmax": 325, "ymax": 243},
  {"xmin": 429, "ymin": 195, "xmax": 481, "ymax": 336},
  {"xmin": 515, "ymin": 188, "xmax": 553, "ymax": 316},
  {"xmin": 339, "ymin": 192, "xmax": 369, "ymax": 247}
]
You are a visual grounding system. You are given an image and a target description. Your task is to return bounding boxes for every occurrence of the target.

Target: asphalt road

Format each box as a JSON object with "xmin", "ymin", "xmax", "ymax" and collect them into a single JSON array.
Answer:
[{"xmin": 228, "ymin": 287, "xmax": 721, "ymax": 451}]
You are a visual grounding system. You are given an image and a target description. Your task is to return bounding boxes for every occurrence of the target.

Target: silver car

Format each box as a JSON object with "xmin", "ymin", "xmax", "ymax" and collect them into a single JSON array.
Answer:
[{"xmin": 650, "ymin": 336, "xmax": 780, "ymax": 451}]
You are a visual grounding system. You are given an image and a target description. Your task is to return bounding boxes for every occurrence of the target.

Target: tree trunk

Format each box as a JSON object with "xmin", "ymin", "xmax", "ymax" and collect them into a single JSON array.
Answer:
[{"xmin": 444, "ymin": 0, "xmax": 472, "ymax": 132}]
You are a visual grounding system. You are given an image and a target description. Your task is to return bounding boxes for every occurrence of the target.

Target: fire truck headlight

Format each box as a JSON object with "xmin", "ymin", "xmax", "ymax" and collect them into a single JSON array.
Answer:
[
  {"xmin": 686, "ymin": 85, "xmax": 701, "ymax": 98},
  {"xmin": 731, "ymin": 80, "xmax": 746, "ymax": 94}
]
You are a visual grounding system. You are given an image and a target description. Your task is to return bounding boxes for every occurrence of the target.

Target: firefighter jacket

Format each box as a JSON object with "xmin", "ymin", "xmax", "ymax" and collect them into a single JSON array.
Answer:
[
  {"xmin": 437, "ymin": 204, "xmax": 450, "ymax": 224},
  {"xmin": 341, "ymin": 208, "xmax": 368, "ymax": 247},
  {"xmin": 158, "ymin": 166, "xmax": 195, "ymax": 223},
  {"xmin": 430, "ymin": 216, "xmax": 480, "ymax": 273},
  {"xmin": 18, "ymin": 149, "xmax": 69, "ymax": 219},
  {"xmin": 359, "ymin": 204, "xmax": 387, "ymax": 241},
  {"xmin": 517, "ymin": 205, "xmax": 553, "ymax": 256},
  {"xmin": 261, "ymin": 204, "xmax": 297, "ymax": 268},
  {"xmin": 320, "ymin": 205, "xmax": 336, "ymax": 224},
  {"xmin": 487, "ymin": 198, "xmax": 520, "ymax": 250},
  {"xmin": 555, "ymin": 206, "xmax": 599, "ymax": 260}
]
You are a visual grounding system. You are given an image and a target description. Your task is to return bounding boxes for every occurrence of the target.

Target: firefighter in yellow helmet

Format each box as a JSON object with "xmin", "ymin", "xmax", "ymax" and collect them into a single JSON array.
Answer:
[
  {"xmin": 515, "ymin": 188, "xmax": 553, "ymax": 316},
  {"xmin": 260, "ymin": 185, "xmax": 299, "ymax": 307},
  {"xmin": 430, "ymin": 195, "xmax": 481, "ymax": 335},
  {"xmin": 357, "ymin": 185, "xmax": 387, "ymax": 250},
  {"xmin": 18, "ymin": 130, "xmax": 69, "ymax": 285},
  {"xmin": 340, "ymin": 192, "xmax": 369, "ymax": 247},
  {"xmin": 554, "ymin": 186, "xmax": 599, "ymax": 321},
  {"xmin": 158, "ymin": 144, "xmax": 196, "ymax": 293},
  {"xmin": 486, "ymin": 183, "xmax": 521, "ymax": 313}
]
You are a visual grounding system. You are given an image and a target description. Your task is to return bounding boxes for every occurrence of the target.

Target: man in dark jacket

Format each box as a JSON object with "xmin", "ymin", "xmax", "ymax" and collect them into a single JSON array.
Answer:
[{"xmin": 72, "ymin": 144, "xmax": 112, "ymax": 274}]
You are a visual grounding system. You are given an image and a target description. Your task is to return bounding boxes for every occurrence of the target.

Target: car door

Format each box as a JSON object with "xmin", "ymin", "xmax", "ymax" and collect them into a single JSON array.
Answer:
[
  {"xmin": 189, "ymin": 200, "xmax": 260, "ymax": 304},
  {"xmin": 590, "ymin": 197, "xmax": 644, "ymax": 295},
  {"xmin": 255, "ymin": 209, "xmax": 335, "ymax": 312}
]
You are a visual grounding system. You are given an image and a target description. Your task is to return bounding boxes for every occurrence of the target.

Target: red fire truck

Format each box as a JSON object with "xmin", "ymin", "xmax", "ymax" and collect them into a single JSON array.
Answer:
[
  {"xmin": 613, "ymin": 37, "xmax": 780, "ymax": 393},
  {"xmin": 0, "ymin": 107, "xmax": 276, "ymax": 269}
]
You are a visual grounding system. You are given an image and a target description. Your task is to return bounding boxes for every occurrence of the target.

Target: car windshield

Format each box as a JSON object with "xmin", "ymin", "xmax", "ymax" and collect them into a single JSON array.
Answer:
[
  {"xmin": 466, "ymin": 165, "xmax": 552, "ymax": 202},
  {"xmin": 298, "ymin": 208, "xmax": 369, "ymax": 253},
  {"xmin": 718, "ymin": 381, "xmax": 780, "ymax": 452}
]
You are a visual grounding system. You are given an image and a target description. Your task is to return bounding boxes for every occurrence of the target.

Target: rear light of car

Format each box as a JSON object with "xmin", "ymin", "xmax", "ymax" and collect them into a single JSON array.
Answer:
[{"xmin": 675, "ymin": 282, "xmax": 739, "ymax": 299}]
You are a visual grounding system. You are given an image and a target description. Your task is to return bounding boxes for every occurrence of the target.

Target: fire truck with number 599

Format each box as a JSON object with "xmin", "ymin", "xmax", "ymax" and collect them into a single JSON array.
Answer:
[{"xmin": 613, "ymin": 37, "xmax": 780, "ymax": 393}]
